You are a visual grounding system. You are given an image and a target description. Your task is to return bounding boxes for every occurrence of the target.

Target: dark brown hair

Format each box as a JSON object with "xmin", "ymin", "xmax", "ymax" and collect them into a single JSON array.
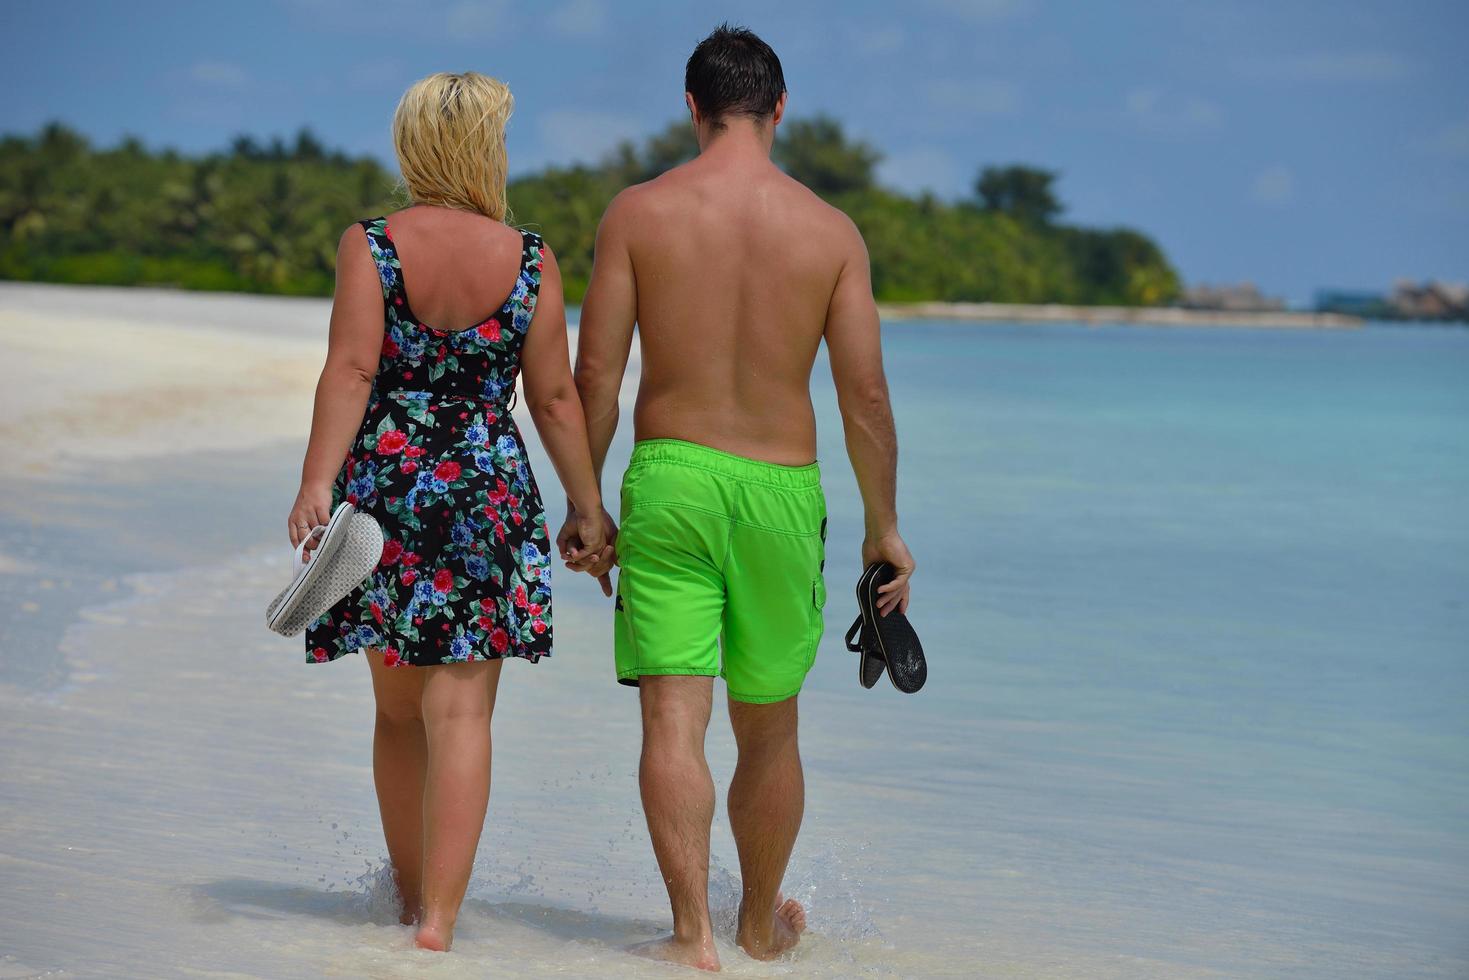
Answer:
[{"xmin": 684, "ymin": 23, "xmax": 786, "ymax": 128}]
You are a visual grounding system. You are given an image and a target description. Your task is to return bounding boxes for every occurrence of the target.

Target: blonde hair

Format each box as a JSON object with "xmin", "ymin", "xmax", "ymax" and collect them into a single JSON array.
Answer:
[{"xmin": 392, "ymin": 72, "xmax": 513, "ymax": 221}]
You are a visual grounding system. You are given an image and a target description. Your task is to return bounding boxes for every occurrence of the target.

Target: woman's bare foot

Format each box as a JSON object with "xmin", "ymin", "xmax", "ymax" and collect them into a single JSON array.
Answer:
[
  {"xmin": 736, "ymin": 894, "xmax": 806, "ymax": 960},
  {"xmin": 414, "ymin": 919, "xmax": 453, "ymax": 952},
  {"xmin": 628, "ymin": 933, "xmax": 721, "ymax": 972}
]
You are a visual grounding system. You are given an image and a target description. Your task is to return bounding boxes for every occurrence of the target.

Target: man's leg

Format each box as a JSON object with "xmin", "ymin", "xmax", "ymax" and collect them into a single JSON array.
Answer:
[
  {"xmin": 718, "ymin": 460, "xmax": 824, "ymax": 960},
  {"xmin": 728, "ymin": 695, "xmax": 808, "ymax": 959},
  {"xmin": 630, "ymin": 675, "xmax": 722, "ymax": 972}
]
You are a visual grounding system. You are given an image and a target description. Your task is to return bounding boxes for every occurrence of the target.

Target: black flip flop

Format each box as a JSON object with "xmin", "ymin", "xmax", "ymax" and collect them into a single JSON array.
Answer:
[
  {"xmin": 844, "ymin": 561, "xmax": 926, "ymax": 693},
  {"xmin": 844, "ymin": 563, "xmax": 889, "ymax": 689}
]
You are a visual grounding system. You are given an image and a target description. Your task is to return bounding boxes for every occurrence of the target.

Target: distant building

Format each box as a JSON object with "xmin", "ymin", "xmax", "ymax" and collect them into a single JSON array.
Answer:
[
  {"xmin": 1317, "ymin": 282, "xmax": 1468, "ymax": 321},
  {"xmin": 1179, "ymin": 282, "xmax": 1286, "ymax": 312},
  {"xmin": 1388, "ymin": 279, "xmax": 1469, "ymax": 321}
]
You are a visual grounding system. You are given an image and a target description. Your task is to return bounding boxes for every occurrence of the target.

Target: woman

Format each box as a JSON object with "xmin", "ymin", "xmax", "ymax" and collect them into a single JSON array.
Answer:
[{"xmin": 286, "ymin": 71, "xmax": 610, "ymax": 952}]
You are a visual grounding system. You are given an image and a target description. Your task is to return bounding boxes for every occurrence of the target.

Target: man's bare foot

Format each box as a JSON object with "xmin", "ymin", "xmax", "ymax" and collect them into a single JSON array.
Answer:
[
  {"xmin": 628, "ymin": 933, "xmax": 721, "ymax": 972},
  {"xmin": 736, "ymin": 894, "xmax": 806, "ymax": 960},
  {"xmin": 414, "ymin": 920, "xmax": 452, "ymax": 952}
]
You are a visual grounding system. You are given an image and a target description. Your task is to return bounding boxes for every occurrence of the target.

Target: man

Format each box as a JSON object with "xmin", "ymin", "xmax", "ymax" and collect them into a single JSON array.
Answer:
[{"xmin": 560, "ymin": 24, "xmax": 914, "ymax": 972}]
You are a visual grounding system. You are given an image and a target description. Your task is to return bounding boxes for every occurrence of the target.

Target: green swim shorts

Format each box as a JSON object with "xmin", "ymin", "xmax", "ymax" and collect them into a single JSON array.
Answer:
[{"xmin": 613, "ymin": 439, "xmax": 828, "ymax": 703}]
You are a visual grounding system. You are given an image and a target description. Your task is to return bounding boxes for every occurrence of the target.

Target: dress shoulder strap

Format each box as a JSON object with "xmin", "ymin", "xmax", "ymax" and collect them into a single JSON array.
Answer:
[
  {"xmin": 509, "ymin": 229, "xmax": 546, "ymax": 333},
  {"xmin": 358, "ymin": 217, "xmax": 404, "ymax": 305}
]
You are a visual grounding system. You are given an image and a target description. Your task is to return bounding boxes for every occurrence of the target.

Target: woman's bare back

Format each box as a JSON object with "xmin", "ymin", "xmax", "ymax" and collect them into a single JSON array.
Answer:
[{"xmin": 381, "ymin": 206, "xmax": 527, "ymax": 333}]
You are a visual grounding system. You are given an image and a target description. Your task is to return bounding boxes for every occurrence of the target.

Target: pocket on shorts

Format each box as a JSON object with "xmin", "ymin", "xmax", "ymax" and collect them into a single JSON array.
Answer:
[
  {"xmin": 617, "ymin": 466, "xmax": 643, "ymax": 519},
  {"xmin": 806, "ymin": 576, "xmax": 827, "ymax": 668}
]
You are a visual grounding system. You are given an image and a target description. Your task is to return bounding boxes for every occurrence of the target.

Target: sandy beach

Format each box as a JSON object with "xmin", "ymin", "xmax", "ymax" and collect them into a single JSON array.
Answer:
[
  {"xmin": 1, "ymin": 284, "xmax": 328, "ymax": 472},
  {"xmin": 1, "ymin": 282, "xmax": 1465, "ymax": 979}
]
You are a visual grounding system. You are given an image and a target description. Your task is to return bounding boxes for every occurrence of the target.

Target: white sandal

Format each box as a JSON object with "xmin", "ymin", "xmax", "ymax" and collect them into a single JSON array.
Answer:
[{"xmin": 266, "ymin": 502, "xmax": 385, "ymax": 637}]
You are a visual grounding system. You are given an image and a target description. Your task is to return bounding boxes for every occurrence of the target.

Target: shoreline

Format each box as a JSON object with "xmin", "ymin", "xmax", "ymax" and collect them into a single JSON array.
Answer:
[
  {"xmin": 2, "ymin": 280, "xmax": 1369, "ymax": 331},
  {"xmin": 877, "ymin": 300, "xmax": 1364, "ymax": 329}
]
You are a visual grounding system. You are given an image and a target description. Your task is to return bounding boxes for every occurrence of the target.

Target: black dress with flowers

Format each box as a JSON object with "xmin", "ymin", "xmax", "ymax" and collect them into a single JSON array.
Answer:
[{"xmin": 305, "ymin": 217, "xmax": 553, "ymax": 667}]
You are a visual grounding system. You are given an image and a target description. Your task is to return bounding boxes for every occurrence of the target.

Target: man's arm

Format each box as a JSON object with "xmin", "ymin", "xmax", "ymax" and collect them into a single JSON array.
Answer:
[
  {"xmin": 825, "ymin": 220, "xmax": 915, "ymax": 615},
  {"xmin": 574, "ymin": 191, "xmax": 639, "ymax": 486},
  {"xmin": 556, "ymin": 190, "xmax": 638, "ymax": 579}
]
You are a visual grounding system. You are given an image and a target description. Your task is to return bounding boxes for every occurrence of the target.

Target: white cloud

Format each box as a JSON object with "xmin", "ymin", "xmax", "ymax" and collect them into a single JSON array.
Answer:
[
  {"xmin": 281, "ymin": 0, "xmax": 515, "ymax": 41},
  {"xmin": 189, "ymin": 61, "xmax": 249, "ymax": 89},
  {"xmin": 921, "ymin": 0, "xmax": 1032, "ymax": 21},
  {"xmin": 852, "ymin": 24, "xmax": 905, "ymax": 55},
  {"xmin": 1249, "ymin": 165, "xmax": 1295, "ymax": 205},
  {"xmin": 444, "ymin": 0, "xmax": 513, "ymax": 38},
  {"xmin": 341, "ymin": 57, "xmax": 407, "ymax": 93},
  {"xmin": 280, "ymin": 0, "xmax": 395, "ymax": 13},
  {"xmin": 878, "ymin": 146, "xmax": 966, "ymax": 197},
  {"xmin": 550, "ymin": 0, "xmax": 608, "ymax": 37},
  {"xmin": 1237, "ymin": 51, "xmax": 1410, "ymax": 83},
  {"xmin": 1123, "ymin": 87, "xmax": 1222, "ymax": 135},
  {"xmin": 1424, "ymin": 118, "xmax": 1469, "ymax": 159},
  {"xmin": 925, "ymin": 79, "xmax": 1020, "ymax": 116},
  {"xmin": 537, "ymin": 109, "xmax": 642, "ymax": 165}
]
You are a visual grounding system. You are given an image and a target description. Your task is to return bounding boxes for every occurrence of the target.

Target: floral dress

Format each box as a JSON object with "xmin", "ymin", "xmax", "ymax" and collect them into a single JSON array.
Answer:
[{"xmin": 305, "ymin": 217, "xmax": 553, "ymax": 667}]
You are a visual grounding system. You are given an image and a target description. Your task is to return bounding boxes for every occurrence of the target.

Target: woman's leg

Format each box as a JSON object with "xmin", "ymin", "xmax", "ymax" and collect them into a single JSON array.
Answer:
[
  {"xmin": 415, "ymin": 658, "xmax": 503, "ymax": 951},
  {"xmin": 365, "ymin": 650, "xmax": 429, "ymax": 924}
]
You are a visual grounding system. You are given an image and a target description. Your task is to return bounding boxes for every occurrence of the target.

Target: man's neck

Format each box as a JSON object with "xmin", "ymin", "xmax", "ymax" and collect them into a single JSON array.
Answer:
[{"xmin": 696, "ymin": 120, "xmax": 774, "ymax": 162}]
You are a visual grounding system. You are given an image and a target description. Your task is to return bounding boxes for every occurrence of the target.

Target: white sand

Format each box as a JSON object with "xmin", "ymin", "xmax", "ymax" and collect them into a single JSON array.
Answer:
[
  {"xmin": 0, "ymin": 282, "xmax": 622, "ymax": 473},
  {"xmin": 0, "ymin": 284, "xmax": 328, "ymax": 470}
]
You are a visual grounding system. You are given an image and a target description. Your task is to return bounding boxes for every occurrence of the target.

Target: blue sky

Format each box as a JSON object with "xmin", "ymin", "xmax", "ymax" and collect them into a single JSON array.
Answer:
[{"xmin": 10, "ymin": 0, "xmax": 1468, "ymax": 303}]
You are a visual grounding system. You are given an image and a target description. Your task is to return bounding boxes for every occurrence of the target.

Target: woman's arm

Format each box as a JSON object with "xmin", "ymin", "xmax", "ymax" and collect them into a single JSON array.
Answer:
[
  {"xmin": 287, "ymin": 225, "xmax": 384, "ymax": 551},
  {"xmin": 520, "ymin": 244, "xmax": 614, "ymax": 590}
]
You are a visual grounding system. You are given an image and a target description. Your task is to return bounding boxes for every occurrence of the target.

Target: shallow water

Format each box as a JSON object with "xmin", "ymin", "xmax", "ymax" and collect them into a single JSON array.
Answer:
[{"xmin": 2, "ymin": 314, "xmax": 1466, "ymax": 977}]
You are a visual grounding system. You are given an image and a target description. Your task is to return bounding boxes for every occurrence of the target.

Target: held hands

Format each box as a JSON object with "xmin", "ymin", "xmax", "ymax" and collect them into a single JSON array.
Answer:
[
  {"xmin": 863, "ymin": 528, "xmax": 915, "ymax": 616},
  {"xmin": 288, "ymin": 483, "xmax": 333, "ymax": 562},
  {"xmin": 557, "ymin": 504, "xmax": 619, "ymax": 597}
]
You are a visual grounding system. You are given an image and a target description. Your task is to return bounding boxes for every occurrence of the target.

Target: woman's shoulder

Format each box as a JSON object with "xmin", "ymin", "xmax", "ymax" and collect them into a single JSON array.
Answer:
[
  {"xmin": 333, "ymin": 219, "xmax": 380, "ymax": 256},
  {"xmin": 336, "ymin": 216, "xmax": 385, "ymax": 247},
  {"xmin": 514, "ymin": 225, "xmax": 547, "ymax": 249}
]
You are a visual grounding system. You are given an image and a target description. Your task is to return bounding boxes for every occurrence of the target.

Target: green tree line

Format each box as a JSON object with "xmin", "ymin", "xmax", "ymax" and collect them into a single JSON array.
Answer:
[{"xmin": 0, "ymin": 120, "xmax": 1179, "ymax": 305}]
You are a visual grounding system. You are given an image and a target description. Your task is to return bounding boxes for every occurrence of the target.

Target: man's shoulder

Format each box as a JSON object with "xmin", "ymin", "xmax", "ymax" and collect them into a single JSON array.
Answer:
[
  {"xmin": 747, "ymin": 166, "xmax": 842, "ymax": 217},
  {"xmin": 604, "ymin": 164, "xmax": 863, "ymax": 252},
  {"xmin": 600, "ymin": 177, "xmax": 675, "ymax": 233},
  {"xmin": 775, "ymin": 177, "xmax": 864, "ymax": 252}
]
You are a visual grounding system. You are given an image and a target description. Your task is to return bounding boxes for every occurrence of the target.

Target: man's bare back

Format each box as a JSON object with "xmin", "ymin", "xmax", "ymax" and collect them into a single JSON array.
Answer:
[{"xmin": 584, "ymin": 144, "xmax": 863, "ymax": 466}]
